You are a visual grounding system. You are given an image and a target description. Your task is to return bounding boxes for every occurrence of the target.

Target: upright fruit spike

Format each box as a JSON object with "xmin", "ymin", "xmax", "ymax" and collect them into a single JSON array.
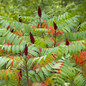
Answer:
[
  {"xmin": 11, "ymin": 29, "xmax": 14, "ymax": 32},
  {"xmin": 53, "ymin": 22, "xmax": 57, "ymax": 30},
  {"xmin": 38, "ymin": 6, "xmax": 42, "ymax": 17},
  {"xmin": 24, "ymin": 44, "xmax": 28, "ymax": 56},
  {"xmin": 30, "ymin": 32, "xmax": 35, "ymax": 44},
  {"xmin": 19, "ymin": 15, "xmax": 22, "ymax": 22},
  {"xmin": 66, "ymin": 38, "xmax": 70, "ymax": 46}
]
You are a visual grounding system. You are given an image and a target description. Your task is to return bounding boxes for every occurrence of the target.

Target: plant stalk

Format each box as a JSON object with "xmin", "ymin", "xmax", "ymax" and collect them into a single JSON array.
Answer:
[
  {"xmin": 25, "ymin": 57, "xmax": 29, "ymax": 86},
  {"xmin": 54, "ymin": 30, "xmax": 56, "ymax": 47}
]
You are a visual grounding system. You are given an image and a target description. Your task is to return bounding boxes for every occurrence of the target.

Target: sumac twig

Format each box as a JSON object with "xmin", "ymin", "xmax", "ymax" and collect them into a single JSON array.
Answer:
[{"xmin": 73, "ymin": 60, "xmax": 86, "ymax": 67}]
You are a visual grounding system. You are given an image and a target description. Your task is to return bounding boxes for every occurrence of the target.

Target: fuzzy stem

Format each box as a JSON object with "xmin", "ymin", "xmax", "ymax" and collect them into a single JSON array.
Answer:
[
  {"xmin": 25, "ymin": 57, "xmax": 29, "ymax": 86},
  {"xmin": 39, "ymin": 17, "xmax": 41, "ymax": 28},
  {"xmin": 39, "ymin": 17, "xmax": 44, "ymax": 38},
  {"xmin": 54, "ymin": 30, "xmax": 56, "ymax": 47}
]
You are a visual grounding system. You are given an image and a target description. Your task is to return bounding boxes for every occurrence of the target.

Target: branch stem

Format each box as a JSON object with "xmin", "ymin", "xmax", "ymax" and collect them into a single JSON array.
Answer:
[
  {"xmin": 25, "ymin": 57, "xmax": 29, "ymax": 86},
  {"xmin": 54, "ymin": 30, "xmax": 56, "ymax": 47},
  {"xmin": 74, "ymin": 60, "xmax": 86, "ymax": 67}
]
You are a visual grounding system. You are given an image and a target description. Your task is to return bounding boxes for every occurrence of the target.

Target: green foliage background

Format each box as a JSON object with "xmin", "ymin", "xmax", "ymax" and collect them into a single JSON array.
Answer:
[{"xmin": 0, "ymin": 0, "xmax": 86, "ymax": 86}]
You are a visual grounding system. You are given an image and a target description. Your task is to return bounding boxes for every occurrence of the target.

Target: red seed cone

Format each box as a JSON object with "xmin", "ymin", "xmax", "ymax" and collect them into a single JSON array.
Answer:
[
  {"xmin": 24, "ymin": 44, "xmax": 28, "ymax": 56},
  {"xmin": 19, "ymin": 15, "xmax": 22, "ymax": 22},
  {"xmin": 30, "ymin": 32, "xmax": 35, "ymax": 44},
  {"xmin": 19, "ymin": 18, "xmax": 22, "ymax": 22},
  {"xmin": 38, "ymin": 6, "xmax": 42, "ymax": 17},
  {"xmin": 66, "ymin": 38, "xmax": 70, "ymax": 46},
  {"xmin": 53, "ymin": 22, "xmax": 57, "ymax": 30}
]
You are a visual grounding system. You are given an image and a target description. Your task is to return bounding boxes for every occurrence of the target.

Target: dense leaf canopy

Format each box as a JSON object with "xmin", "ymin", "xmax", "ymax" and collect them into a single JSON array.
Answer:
[{"xmin": 0, "ymin": 0, "xmax": 86, "ymax": 86}]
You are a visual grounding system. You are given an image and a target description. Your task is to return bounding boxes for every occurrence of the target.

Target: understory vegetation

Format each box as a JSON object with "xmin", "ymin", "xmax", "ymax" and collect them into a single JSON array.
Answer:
[{"xmin": 0, "ymin": 0, "xmax": 86, "ymax": 86}]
